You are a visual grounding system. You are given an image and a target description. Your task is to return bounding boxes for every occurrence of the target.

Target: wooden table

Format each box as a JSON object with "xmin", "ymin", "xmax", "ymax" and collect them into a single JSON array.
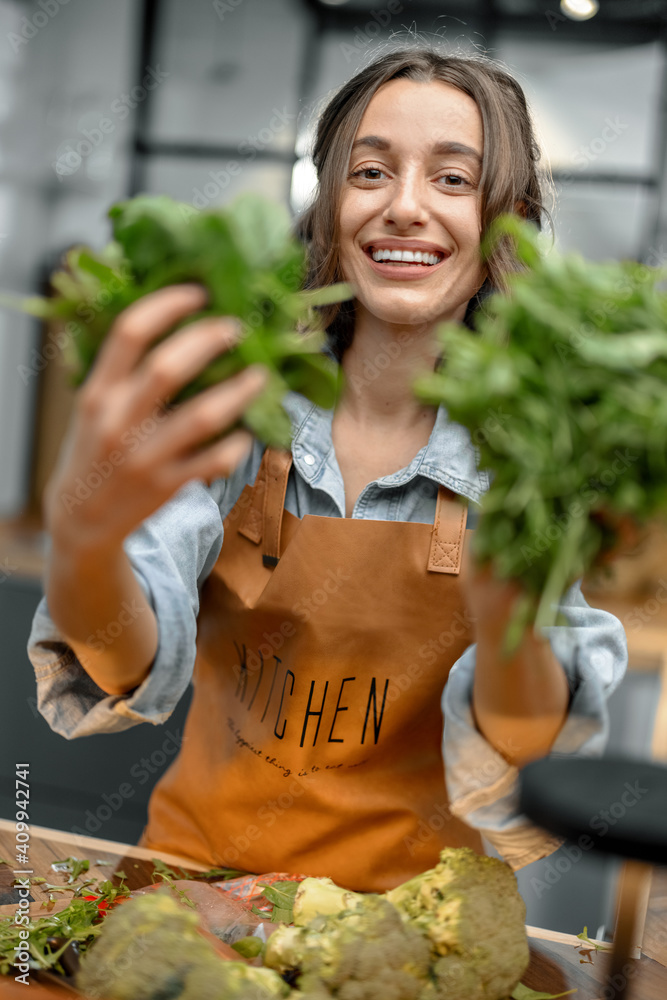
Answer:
[{"xmin": 0, "ymin": 820, "xmax": 666, "ymax": 999}]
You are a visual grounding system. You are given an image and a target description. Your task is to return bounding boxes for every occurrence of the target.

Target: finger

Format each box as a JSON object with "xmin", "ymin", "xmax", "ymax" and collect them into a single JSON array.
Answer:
[
  {"xmin": 164, "ymin": 429, "xmax": 256, "ymax": 492},
  {"xmin": 130, "ymin": 315, "xmax": 242, "ymax": 408},
  {"xmin": 134, "ymin": 365, "xmax": 269, "ymax": 465},
  {"xmin": 85, "ymin": 284, "xmax": 209, "ymax": 392}
]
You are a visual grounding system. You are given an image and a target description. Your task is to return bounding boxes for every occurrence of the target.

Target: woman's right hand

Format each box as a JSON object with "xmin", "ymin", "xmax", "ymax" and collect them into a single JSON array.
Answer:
[{"xmin": 45, "ymin": 283, "xmax": 269, "ymax": 555}]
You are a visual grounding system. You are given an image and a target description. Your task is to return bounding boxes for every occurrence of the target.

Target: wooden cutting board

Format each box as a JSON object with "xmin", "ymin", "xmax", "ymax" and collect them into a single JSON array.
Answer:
[{"xmin": 1, "ymin": 820, "xmax": 666, "ymax": 999}]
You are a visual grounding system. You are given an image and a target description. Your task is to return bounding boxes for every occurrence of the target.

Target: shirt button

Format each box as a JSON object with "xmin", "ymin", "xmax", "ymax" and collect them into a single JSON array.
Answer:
[{"xmin": 303, "ymin": 454, "xmax": 315, "ymax": 466}]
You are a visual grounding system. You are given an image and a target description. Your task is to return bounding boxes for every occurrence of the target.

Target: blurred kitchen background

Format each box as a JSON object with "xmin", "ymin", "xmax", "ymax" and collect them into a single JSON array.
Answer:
[{"xmin": 0, "ymin": 0, "xmax": 666, "ymax": 943}]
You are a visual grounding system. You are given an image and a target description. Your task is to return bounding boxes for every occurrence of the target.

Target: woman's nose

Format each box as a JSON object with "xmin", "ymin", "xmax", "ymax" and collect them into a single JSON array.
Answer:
[{"xmin": 382, "ymin": 175, "xmax": 430, "ymax": 228}]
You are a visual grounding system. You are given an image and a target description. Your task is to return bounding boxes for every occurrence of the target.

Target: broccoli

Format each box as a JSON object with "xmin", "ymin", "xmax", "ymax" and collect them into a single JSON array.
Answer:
[
  {"xmin": 265, "ymin": 894, "xmax": 432, "ymax": 1000},
  {"xmin": 281, "ymin": 848, "xmax": 529, "ymax": 1000},
  {"xmin": 185, "ymin": 961, "xmax": 291, "ymax": 999},
  {"xmin": 293, "ymin": 877, "xmax": 365, "ymax": 927},
  {"xmin": 386, "ymin": 848, "xmax": 529, "ymax": 1000},
  {"xmin": 75, "ymin": 888, "xmax": 289, "ymax": 1000}
]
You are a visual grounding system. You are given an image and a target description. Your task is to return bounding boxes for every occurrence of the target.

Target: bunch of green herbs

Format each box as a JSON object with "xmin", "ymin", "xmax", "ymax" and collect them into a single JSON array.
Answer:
[
  {"xmin": 413, "ymin": 215, "xmax": 667, "ymax": 633},
  {"xmin": 0, "ymin": 872, "xmax": 129, "ymax": 975},
  {"xmin": 0, "ymin": 855, "xmax": 245, "ymax": 977},
  {"xmin": 4, "ymin": 193, "xmax": 353, "ymax": 447}
]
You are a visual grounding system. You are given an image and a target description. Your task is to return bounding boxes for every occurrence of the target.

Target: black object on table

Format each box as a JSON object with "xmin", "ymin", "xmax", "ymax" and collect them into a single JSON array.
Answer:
[{"xmin": 519, "ymin": 755, "xmax": 667, "ymax": 1000}]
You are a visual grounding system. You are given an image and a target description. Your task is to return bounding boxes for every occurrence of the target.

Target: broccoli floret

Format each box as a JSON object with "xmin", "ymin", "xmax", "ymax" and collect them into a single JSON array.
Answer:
[
  {"xmin": 386, "ymin": 848, "xmax": 529, "ymax": 1000},
  {"xmin": 75, "ymin": 888, "xmax": 288, "ymax": 1000},
  {"xmin": 185, "ymin": 961, "xmax": 290, "ymax": 999},
  {"xmin": 293, "ymin": 877, "xmax": 365, "ymax": 927},
  {"xmin": 265, "ymin": 894, "xmax": 431, "ymax": 1000},
  {"xmin": 284, "ymin": 849, "xmax": 529, "ymax": 1000}
]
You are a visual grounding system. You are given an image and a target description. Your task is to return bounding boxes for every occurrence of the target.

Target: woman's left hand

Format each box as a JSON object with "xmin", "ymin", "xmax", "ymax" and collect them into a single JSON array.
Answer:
[{"xmin": 463, "ymin": 552, "xmax": 571, "ymax": 769}]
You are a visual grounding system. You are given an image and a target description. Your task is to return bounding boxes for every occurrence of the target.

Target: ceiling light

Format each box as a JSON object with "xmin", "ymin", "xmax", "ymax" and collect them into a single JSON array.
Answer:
[{"xmin": 560, "ymin": 0, "xmax": 600, "ymax": 20}]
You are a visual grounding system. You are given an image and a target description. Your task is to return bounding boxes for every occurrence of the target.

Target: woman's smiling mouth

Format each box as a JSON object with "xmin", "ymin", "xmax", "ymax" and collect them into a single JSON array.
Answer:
[{"xmin": 362, "ymin": 242, "xmax": 451, "ymax": 279}]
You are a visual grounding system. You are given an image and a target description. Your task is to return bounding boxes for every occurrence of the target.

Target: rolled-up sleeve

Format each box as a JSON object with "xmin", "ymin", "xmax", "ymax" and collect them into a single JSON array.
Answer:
[
  {"xmin": 442, "ymin": 579, "xmax": 628, "ymax": 869},
  {"xmin": 27, "ymin": 478, "xmax": 229, "ymax": 739}
]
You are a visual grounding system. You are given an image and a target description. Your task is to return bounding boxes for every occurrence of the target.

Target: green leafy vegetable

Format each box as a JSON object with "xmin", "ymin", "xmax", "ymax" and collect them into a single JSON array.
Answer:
[
  {"xmin": 0, "ymin": 875, "xmax": 130, "ymax": 975},
  {"xmin": 2, "ymin": 192, "xmax": 353, "ymax": 447},
  {"xmin": 0, "ymin": 854, "xmax": 252, "ymax": 980},
  {"xmin": 51, "ymin": 856, "xmax": 90, "ymax": 883},
  {"xmin": 576, "ymin": 926, "xmax": 612, "ymax": 952},
  {"xmin": 150, "ymin": 857, "xmax": 194, "ymax": 881},
  {"xmin": 152, "ymin": 873, "xmax": 197, "ymax": 909},
  {"xmin": 414, "ymin": 214, "xmax": 667, "ymax": 634},
  {"xmin": 258, "ymin": 880, "xmax": 300, "ymax": 923},
  {"xmin": 0, "ymin": 897, "xmax": 101, "ymax": 975},
  {"xmin": 196, "ymin": 865, "xmax": 249, "ymax": 880}
]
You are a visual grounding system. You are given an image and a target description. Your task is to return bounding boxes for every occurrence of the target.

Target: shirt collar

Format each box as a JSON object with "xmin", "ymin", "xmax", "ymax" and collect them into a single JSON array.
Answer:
[{"xmin": 282, "ymin": 389, "xmax": 490, "ymax": 506}]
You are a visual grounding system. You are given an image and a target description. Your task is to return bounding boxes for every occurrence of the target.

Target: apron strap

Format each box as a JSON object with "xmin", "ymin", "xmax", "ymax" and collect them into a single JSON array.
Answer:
[
  {"xmin": 237, "ymin": 447, "xmax": 293, "ymax": 567},
  {"xmin": 240, "ymin": 449, "xmax": 465, "ymax": 574},
  {"xmin": 427, "ymin": 487, "xmax": 467, "ymax": 575},
  {"xmin": 261, "ymin": 448, "xmax": 293, "ymax": 566}
]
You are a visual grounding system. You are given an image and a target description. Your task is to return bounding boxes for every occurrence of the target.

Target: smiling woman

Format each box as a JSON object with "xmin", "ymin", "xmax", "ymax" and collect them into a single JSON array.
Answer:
[
  {"xmin": 296, "ymin": 49, "xmax": 547, "ymax": 361},
  {"xmin": 339, "ymin": 79, "xmax": 486, "ymax": 335},
  {"xmin": 27, "ymin": 45, "xmax": 626, "ymax": 893}
]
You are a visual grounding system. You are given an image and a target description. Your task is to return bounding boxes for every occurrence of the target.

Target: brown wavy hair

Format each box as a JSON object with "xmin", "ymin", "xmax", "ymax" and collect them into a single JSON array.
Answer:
[{"xmin": 294, "ymin": 46, "xmax": 550, "ymax": 360}]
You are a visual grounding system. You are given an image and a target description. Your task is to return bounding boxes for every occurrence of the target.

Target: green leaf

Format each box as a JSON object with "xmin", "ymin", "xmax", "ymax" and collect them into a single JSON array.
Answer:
[
  {"xmin": 280, "ymin": 352, "xmax": 340, "ymax": 408},
  {"xmin": 576, "ymin": 926, "xmax": 612, "ymax": 952},
  {"xmin": 511, "ymin": 984, "xmax": 577, "ymax": 999},
  {"xmin": 227, "ymin": 192, "xmax": 293, "ymax": 269},
  {"xmin": 195, "ymin": 866, "xmax": 249, "ymax": 880},
  {"xmin": 50, "ymin": 856, "xmax": 90, "ymax": 883},
  {"xmin": 150, "ymin": 857, "xmax": 195, "ymax": 881},
  {"xmin": 577, "ymin": 331, "xmax": 667, "ymax": 368},
  {"xmin": 108, "ymin": 194, "xmax": 190, "ymax": 278},
  {"xmin": 0, "ymin": 293, "xmax": 54, "ymax": 318},
  {"xmin": 257, "ymin": 880, "xmax": 300, "ymax": 923}
]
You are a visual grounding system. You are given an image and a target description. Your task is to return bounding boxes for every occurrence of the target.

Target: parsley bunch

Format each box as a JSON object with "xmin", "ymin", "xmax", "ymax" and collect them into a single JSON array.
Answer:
[{"xmin": 414, "ymin": 215, "xmax": 667, "ymax": 632}]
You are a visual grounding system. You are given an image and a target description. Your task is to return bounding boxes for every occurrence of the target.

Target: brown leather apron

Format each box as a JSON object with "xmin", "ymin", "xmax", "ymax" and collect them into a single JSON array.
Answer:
[{"xmin": 140, "ymin": 446, "xmax": 483, "ymax": 891}]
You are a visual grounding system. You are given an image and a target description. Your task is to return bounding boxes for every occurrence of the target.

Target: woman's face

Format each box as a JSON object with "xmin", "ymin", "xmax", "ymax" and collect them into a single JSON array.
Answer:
[{"xmin": 338, "ymin": 78, "xmax": 486, "ymax": 331}]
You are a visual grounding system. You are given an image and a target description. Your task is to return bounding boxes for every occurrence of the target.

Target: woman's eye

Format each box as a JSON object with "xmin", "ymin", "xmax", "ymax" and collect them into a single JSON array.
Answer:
[
  {"xmin": 350, "ymin": 167, "xmax": 385, "ymax": 180},
  {"xmin": 439, "ymin": 174, "xmax": 469, "ymax": 187}
]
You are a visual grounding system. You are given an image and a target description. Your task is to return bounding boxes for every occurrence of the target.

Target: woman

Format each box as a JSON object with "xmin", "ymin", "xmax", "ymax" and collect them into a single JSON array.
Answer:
[{"xmin": 28, "ymin": 48, "xmax": 626, "ymax": 892}]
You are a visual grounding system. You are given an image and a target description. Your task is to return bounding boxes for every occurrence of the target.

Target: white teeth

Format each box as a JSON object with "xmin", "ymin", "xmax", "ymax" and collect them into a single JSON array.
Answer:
[{"xmin": 370, "ymin": 248, "xmax": 442, "ymax": 265}]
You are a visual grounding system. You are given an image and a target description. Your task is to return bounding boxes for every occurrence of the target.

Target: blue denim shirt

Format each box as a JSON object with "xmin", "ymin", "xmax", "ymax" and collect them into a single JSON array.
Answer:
[{"xmin": 27, "ymin": 389, "xmax": 628, "ymax": 870}]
